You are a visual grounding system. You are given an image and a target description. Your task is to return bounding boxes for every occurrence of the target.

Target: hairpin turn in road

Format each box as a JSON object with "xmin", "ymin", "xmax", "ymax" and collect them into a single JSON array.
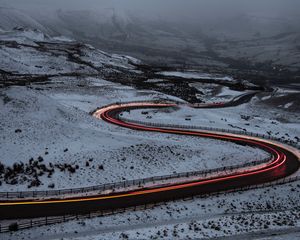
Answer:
[{"xmin": 0, "ymin": 101, "xmax": 299, "ymax": 220}]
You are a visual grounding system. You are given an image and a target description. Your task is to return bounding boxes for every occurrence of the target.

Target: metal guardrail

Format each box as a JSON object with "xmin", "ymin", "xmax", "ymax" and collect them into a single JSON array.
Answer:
[
  {"xmin": 118, "ymin": 116, "xmax": 300, "ymax": 149},
  {"xmin": 0, "ymin": 105, "xmax": 299, "ymax": 233},
  {"xmin": 0, "ymin": 157, "xmax": 272, "ymax": 199},
  {"xmin": 89, "ymin": 99, "xmax": 177, "ymax": 115},
  {"xmin": 1, "ymin": 175, "xmax": 299, "ymax": 233},
  {"xmin": 0, "ymin": 106, "xmax": 298, "ymax": 200}
]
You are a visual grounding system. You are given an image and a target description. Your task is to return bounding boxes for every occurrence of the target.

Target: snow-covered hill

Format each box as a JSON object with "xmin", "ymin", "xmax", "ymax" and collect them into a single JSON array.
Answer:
[
  {"xmin": 1, "ymin": 5, "xmax": 299, "ymax": 74},
  {"xmin": 0, "ymin": 27, "xmax": 141, "ymax": 79},
  {"xmin": 0, "ymin": 7, "xmax": 49, "ymax": 33},
  {"xmin": 0, "ymin": 26, "xmax": 299, "ymax": 240}
]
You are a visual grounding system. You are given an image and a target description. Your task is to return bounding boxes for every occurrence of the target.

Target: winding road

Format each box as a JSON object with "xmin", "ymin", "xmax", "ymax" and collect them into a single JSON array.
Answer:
[{"xmin": 0, "ymin": 100, "xmax": 299, "ymax": 220}]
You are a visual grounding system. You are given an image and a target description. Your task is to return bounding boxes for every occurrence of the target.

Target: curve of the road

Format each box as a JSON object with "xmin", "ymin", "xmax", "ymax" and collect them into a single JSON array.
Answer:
[{"xmin": 0, "ymin": 98, "xmax": 299, "ymax": 220}]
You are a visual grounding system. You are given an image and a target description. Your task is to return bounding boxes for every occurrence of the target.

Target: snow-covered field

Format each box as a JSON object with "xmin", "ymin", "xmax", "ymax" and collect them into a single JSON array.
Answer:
[
  {"xmin": 190, "ymin": 82, "xmax": 249, "ymax": 103},
  {"xmin": 0, "ymin": 28, "xmax": 300, "ymax": 239},
  {"xmin": 158, "ymin": 71, "xmax": 234, "ymax": 82},
  {"xmin": 0, "ymin": 28, "xmax": 139, "ymax": 77},
  {"xmin": 122, "ymin": 89, "xmax": 300, "ymax": 145},
  {"xmin": 3, "ymin": 178, "xmax": 300, "ymax": 240},
  {"xmin": 0, "ymin": 29, "xmax": 272, "ymax": 192},
  {"xmin": 0, "ymin": 79, "xmax": 270, "ymax": 192}
]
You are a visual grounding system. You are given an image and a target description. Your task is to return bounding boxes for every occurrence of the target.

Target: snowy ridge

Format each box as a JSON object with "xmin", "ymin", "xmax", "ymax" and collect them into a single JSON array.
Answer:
[
  {"xmin": 0, "ymin": 28, "xmax": 141, "ymax": 76},
  {"xmin": 0, "ymin": 18, "xmax": 299, "ymax": 239}
]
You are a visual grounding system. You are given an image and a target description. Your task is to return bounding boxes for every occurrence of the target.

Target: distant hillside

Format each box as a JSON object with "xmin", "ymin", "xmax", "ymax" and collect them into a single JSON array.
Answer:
[{"xmin": 0, "ymin": 6, "xmax": 299, "ymax": 76}]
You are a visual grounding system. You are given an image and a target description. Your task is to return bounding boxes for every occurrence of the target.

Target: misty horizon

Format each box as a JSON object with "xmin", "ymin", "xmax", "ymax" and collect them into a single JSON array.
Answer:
[
  {"xmin": 2, "ymin": 0, "xmax": 300, "ymax": 22},
  {"xmin": 0, "ymin": 1, "xmax": 300, "ymax": 239}
]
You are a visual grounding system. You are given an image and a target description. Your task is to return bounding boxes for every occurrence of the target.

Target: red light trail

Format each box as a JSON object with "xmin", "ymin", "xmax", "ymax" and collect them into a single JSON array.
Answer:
[{"xmin": 0, "ymin": 101, "xmax": 299, "ymax": 219}]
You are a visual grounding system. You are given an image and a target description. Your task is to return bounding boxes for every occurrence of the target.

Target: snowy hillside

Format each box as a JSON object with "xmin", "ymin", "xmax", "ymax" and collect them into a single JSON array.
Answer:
[
  {"xmin": 0, "ymin": 28, "xmax": 271, "ymax": 191},
  {"xmin": 0, "ymin": 26, "xmax": 299, "ymax": 239},
  {"xmin": 0, "ymin": 7, "xmax": 48, "ymax": 33},
  {"xmin": 0, "ymin": 27, "xmax": 141, "ymax": 86},
  {"xmin": 0, "ymin": 4, "xmax": 299, "ymax": 76}
]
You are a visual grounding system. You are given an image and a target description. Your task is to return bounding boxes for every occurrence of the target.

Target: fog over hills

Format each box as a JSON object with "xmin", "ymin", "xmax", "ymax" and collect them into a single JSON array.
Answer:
[
  {"xmin": 1, "ymin": 2, "xmax": 300, "ymax": 238},
  {"xmin": 1, "ymin": 0, "xmax": 300, "ymax": 76}
]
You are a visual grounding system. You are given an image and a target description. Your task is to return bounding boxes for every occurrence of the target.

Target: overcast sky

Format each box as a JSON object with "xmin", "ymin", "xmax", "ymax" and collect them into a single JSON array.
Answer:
[{"xmin": 2, "ymin": 0, "xmax": 300, "ymax": 21}]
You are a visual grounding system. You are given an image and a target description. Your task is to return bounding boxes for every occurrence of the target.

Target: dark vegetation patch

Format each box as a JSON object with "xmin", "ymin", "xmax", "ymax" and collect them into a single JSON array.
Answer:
[{"xmin": 0, "ymin": 156, "xmax": 79, "ymax": 189}]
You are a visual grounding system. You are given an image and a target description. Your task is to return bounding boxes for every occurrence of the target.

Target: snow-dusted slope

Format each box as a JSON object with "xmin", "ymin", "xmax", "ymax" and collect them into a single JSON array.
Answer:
[
  {"xmin": 0, "ymin": 7, "xmax": 48, "ymax": 33},
  {"xmin": 1, "ymin": 4, "xmax": 299, "ymax": 74},
  {"xmin": 0, "ymin": 23, "xmax": 299, "ymax": 240},
  {"xmin": 0, "ymin": 28, "xmax": 140, "ymax": 76}
]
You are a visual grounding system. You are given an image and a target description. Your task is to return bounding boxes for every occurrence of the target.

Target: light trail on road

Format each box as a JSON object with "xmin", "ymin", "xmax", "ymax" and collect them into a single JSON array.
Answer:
[{"xmin": 0, "ymin": 101, "xmax": 299, "ymax": 220}]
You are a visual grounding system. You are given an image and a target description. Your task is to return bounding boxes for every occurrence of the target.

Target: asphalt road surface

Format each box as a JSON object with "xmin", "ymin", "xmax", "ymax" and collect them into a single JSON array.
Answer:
[{"xmin": 0, "ymin": 101, "xmax": 299, "ymax": 220}]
